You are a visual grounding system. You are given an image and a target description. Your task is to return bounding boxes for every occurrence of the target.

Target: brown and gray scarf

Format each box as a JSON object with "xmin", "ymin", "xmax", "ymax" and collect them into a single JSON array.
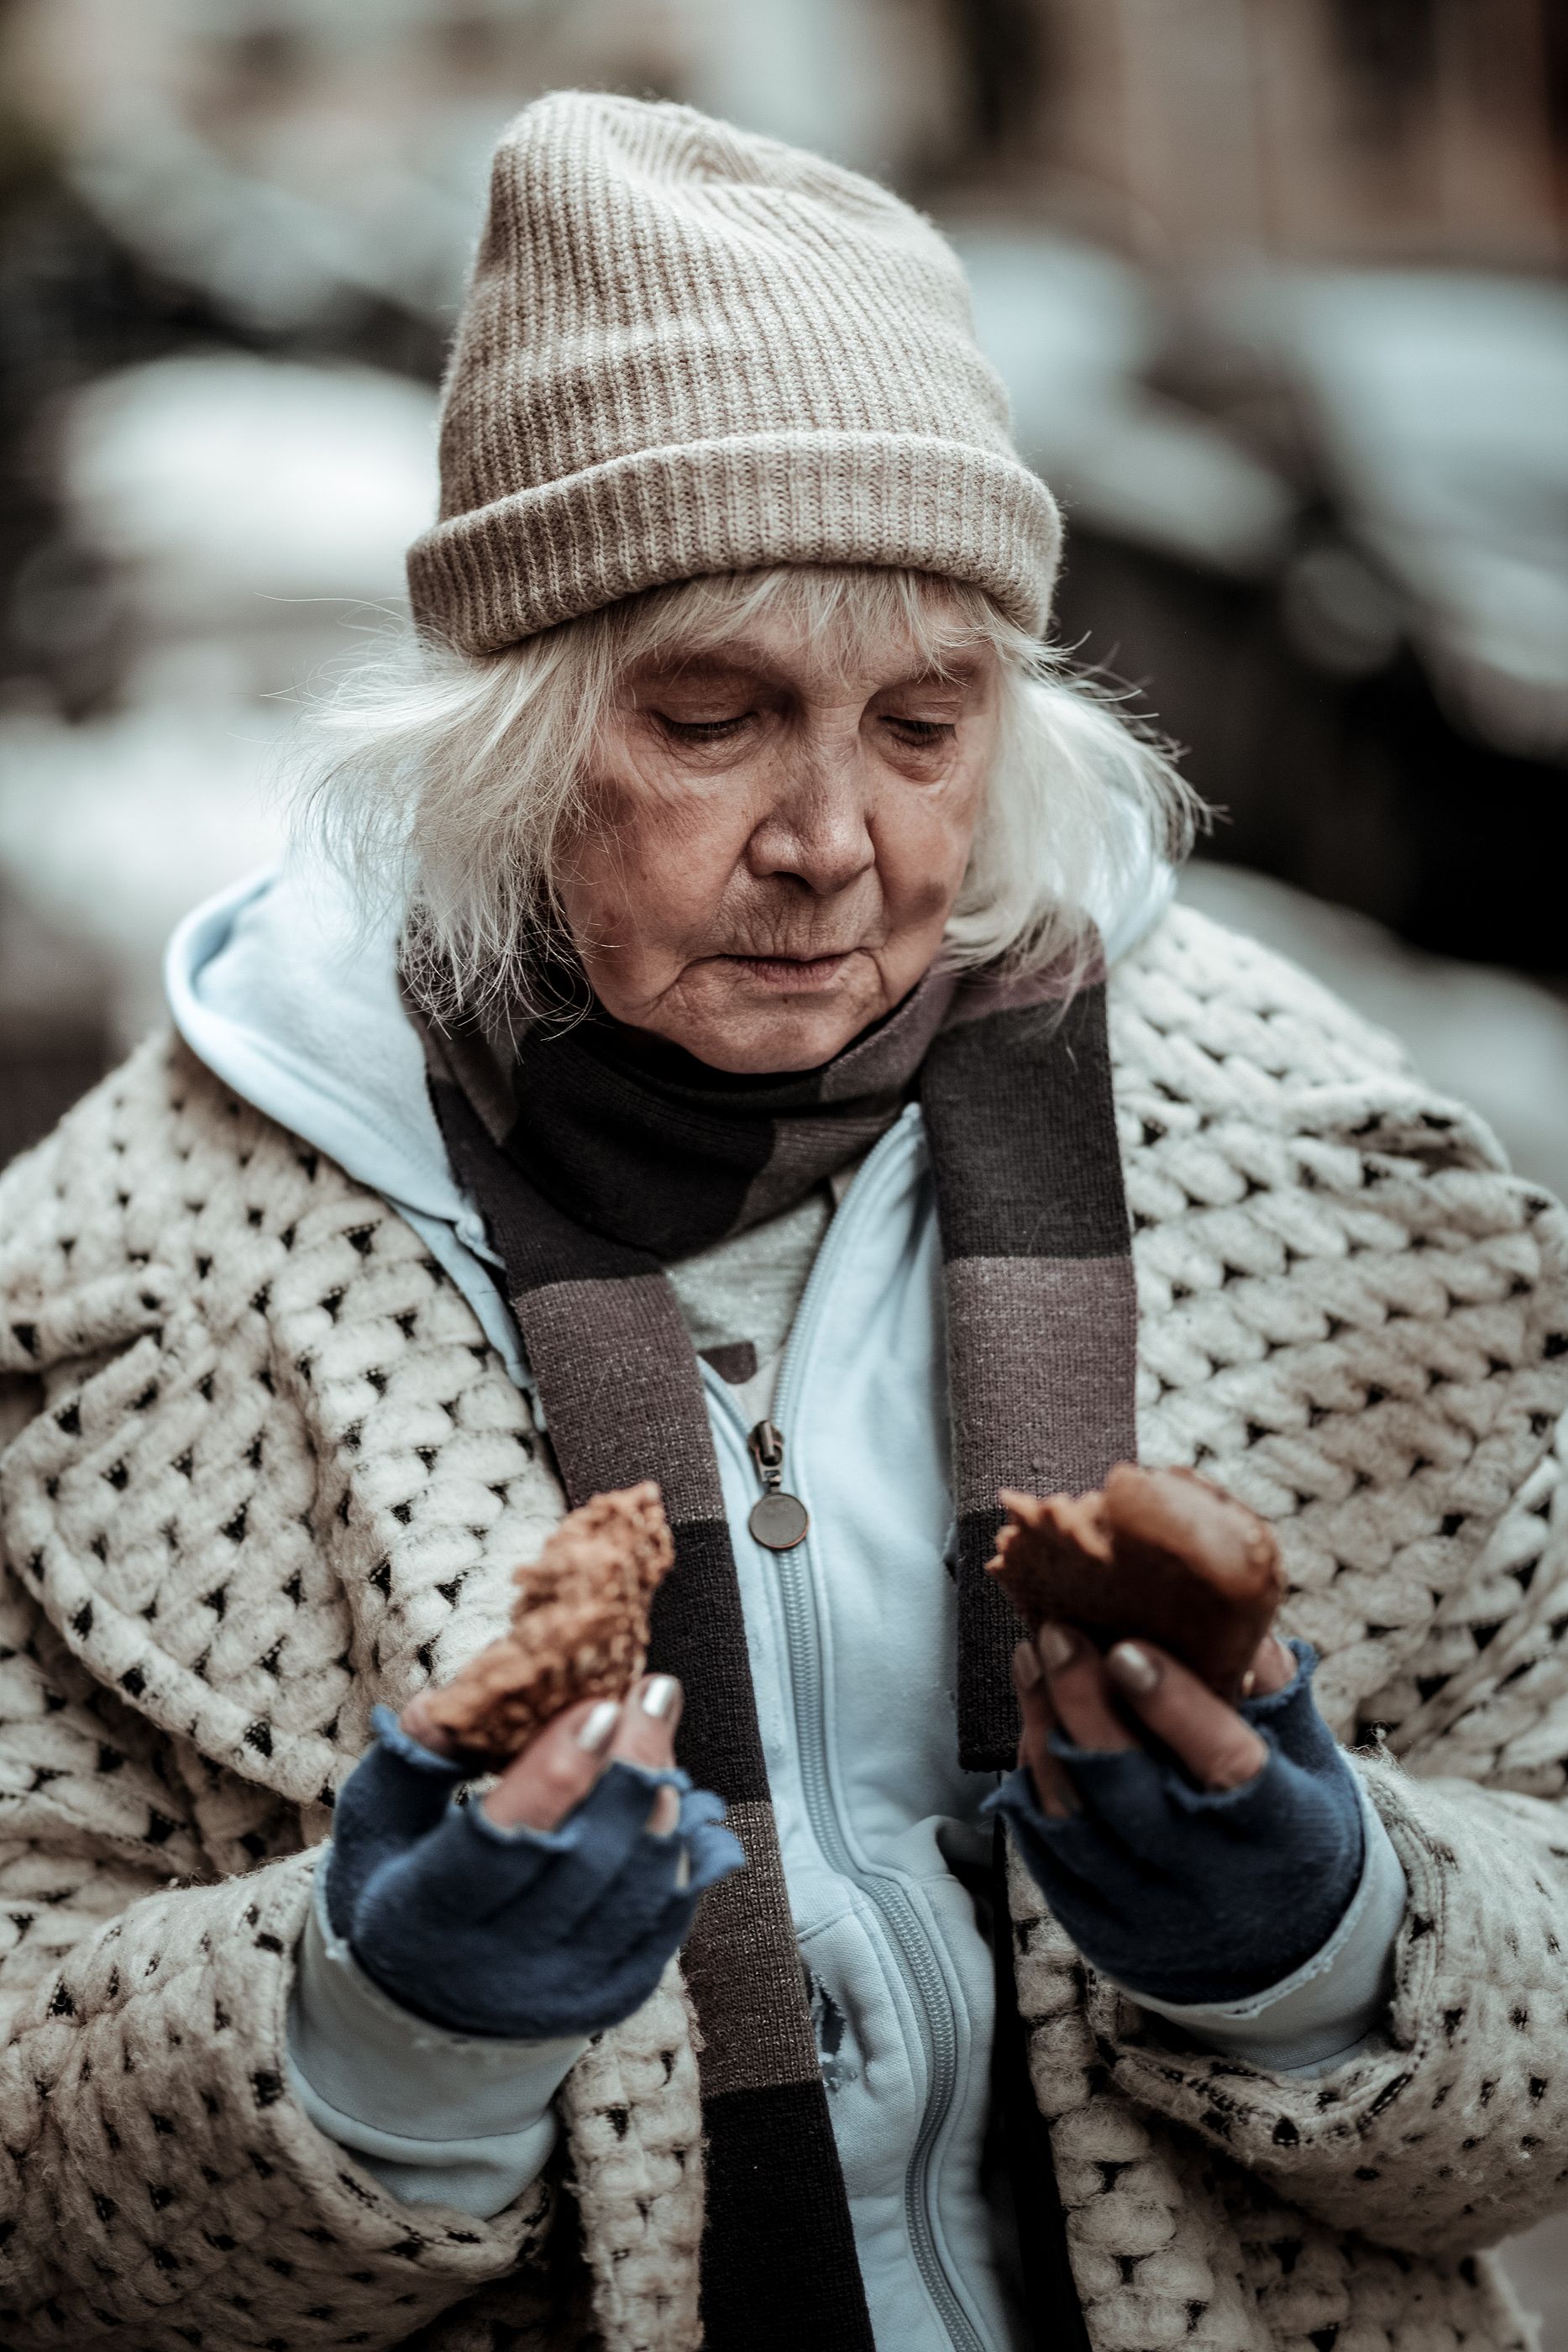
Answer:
[{"xmin": 412, "ymin": 958, "xmax": 1135, "ymax": 2351}]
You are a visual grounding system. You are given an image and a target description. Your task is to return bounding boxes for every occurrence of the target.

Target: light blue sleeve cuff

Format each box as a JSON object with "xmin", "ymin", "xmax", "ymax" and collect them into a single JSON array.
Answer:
[
  {"xmin": 1117, "ymin": 1770, "xmax": 1408, "ymax": 2076},
  {"xmin": 286, "ymin": 1869, "xmax": 585, "ymax": 2216}
]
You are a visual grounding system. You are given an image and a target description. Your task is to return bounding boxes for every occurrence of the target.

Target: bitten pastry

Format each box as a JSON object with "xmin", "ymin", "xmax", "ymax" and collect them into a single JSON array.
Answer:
[
  {"xmin": 988, "ymin": 1462, "xmax": 1286, "ymax": 1700},
  {"xmin": 422, "ymin": 1481, "xmax": 675, "ymax": 1764}
]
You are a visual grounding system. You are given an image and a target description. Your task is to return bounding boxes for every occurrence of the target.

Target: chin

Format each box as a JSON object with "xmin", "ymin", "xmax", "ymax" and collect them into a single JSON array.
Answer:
[{"xmin": 684, "ymin": 1001, "xmax": 868, "ymax": 1075}]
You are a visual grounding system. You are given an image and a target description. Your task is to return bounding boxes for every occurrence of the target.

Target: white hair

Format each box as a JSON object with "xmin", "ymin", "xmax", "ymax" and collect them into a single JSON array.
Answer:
[{"xmin": 305, "ymin": 565, "xmax": 1200, "ymax": 1022}]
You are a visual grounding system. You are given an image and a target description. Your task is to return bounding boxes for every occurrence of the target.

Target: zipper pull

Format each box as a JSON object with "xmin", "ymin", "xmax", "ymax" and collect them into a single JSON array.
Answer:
[{"xmin": 747, "ymin": 1419, "xmax": 810, "ymax": 1551}]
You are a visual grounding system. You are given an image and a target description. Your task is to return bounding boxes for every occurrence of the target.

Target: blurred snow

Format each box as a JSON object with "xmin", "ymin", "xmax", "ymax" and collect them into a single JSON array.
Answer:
[
  {"xmin": 957, "ymin": 229, "xmax": 1295, "ymax": 577},
  {"xmin": 0, "ymin": 699, "xmax": 291, "ymax": 1045},
  {"xmin": 61, "ymin": 354, "xmax": 438, "ymax": 634},
  {"xmin": 0, "ymin": 353, "xmax": 439, "ymax": 1047},
  {"xmin": 684, "ymin": 0, "xmax": 958, "ymax": 178},
  {"xmin": 1214, "ymin": 270, "xmax": 1568, "ymax": 754},
  {"xmin": 70, "ymin": 111, "xmax": 480, "ymax": 334},
  {"xmin": 1179, "ymin": 861, "xmax": 1568, "ymax": 1204}
]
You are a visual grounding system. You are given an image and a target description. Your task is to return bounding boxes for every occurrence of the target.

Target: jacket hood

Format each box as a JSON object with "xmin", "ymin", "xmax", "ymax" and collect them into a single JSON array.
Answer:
[
  {"xmin": 165, "ymin": 853, "xmax": 531, "ymax": 1377},
  {"xmin": 167, "ymin": 854, "xmax": 464, "ymax": 1228}
]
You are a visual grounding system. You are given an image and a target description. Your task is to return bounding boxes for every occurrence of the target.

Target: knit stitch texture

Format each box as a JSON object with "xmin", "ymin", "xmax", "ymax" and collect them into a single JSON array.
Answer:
[
  {"xmin": 405, "ymin": 92, "xmax": 1061, "ymax": 652},
  {"xmin": 3, "ymin": 904, "xmax": 1568, "ymax": 2352}
]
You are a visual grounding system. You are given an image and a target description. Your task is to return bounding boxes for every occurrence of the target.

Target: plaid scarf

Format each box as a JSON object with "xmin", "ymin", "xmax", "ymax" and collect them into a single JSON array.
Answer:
[{"xmin": 412, "ymin": 961, "xmax": 1134, "ymax": 2350}]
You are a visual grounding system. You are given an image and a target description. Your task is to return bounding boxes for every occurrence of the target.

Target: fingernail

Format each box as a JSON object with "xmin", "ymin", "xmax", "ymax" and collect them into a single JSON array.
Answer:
[
  {"xmin": 1107, "ymin": 1642, "xmax": 1160, "ymax": 1696},
  {"xmin": 1013, "ymin": 1640, "xmax": 1042, "ymax": 1693},
  {"xmin": 1036, "ymin": 1622, "xmax": 1078, "ymax": 1674},
  {"xmin": 641, "ymin": 1674, "xmax": 680, "ymax": 1720},
  {"xmin": 577, "ymin": 1699, "xmax": 621, "ymax": 1752}
]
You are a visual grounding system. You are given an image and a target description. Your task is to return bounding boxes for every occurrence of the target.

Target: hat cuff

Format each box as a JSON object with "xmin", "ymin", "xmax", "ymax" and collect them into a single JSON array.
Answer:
[{"xmin": 406, "ymin": 432, "xmax": 1062, "ymax": 654}]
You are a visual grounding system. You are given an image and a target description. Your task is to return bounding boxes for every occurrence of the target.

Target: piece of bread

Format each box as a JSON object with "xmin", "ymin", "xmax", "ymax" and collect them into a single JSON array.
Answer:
[
  {"xmin": 421, "ymin": 1482, "xmax": 675, "ymax": 1765},
  {"xmin": 987, "ymin": 1463, "xmax": 1284, "ymax": 1700}
]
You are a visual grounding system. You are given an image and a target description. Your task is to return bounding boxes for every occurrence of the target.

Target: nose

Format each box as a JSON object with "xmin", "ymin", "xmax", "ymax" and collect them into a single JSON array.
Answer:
[{"xmin": 745, "ymin": 735, "xmax": 876, "ymax": 898}]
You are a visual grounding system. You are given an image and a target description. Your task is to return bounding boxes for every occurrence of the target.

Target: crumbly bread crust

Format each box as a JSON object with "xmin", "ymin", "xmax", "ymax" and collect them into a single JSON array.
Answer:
[
  {"xmin": 421, "ymin": 1483, "xmax": 674, "ymax": 1763},
  {"xmin": 990, "ymin": 1462, "xmax": 1286, "ymax": 1697}
]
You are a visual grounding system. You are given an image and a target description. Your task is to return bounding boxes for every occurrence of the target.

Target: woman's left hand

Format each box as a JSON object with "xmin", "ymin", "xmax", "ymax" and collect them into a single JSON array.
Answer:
[{"xmin": 987, "ymin": 1626, "xmax": 1368, "ymax": 2008}]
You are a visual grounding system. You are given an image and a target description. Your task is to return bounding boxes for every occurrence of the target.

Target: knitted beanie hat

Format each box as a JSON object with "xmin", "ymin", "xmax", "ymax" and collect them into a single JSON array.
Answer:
[{"xmin": 406, "ymin": 92, "xmax": 1061, "ymax": 654}]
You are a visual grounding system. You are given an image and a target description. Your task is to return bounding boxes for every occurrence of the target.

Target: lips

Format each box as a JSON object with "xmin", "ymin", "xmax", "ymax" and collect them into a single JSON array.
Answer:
[
  {"xmin": 728, "ymin": 941, "xmax": 851, "ymax": 969},
  {"xmin": 721, "ymin": 950, "xmax": 854, "ymax": 986},
  {"xmin": 722, "ymin": 949, "xmax": 855, "ymax": 967}
]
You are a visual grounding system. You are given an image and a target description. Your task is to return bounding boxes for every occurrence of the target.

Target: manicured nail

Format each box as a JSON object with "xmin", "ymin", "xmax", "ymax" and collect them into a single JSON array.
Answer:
[
  {"xmin": 1013, "ymin": 1640, "xmax": 1042, "ymax": 1693},
  {"xmin": 1036, "ymin": 1622, "xmax": 1078, "ymax": 1674},
  {"xmin": 641, "ymin": 1674, "xmax": 680, "ymax": 1720},
  {"xmin": 1107, "ymin": 1642, "xmax": 1160, "ymax": 1696},
  {"xmin": 577, "ymin": 1699, "xmax": 621, "ymax": 1752}
]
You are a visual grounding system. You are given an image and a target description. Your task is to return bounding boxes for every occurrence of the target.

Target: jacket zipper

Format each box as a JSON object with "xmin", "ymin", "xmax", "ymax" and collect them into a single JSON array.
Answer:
[{"xmin": 711, "ymin": 1116, "xmax": 988, "ymax": 2352}]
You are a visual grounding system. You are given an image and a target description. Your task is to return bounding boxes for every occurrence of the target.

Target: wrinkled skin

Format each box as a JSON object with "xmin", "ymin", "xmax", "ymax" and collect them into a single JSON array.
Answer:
[{"xmin": 555, "ymin": 603, "xmax": 1000, "ymax": 1074}]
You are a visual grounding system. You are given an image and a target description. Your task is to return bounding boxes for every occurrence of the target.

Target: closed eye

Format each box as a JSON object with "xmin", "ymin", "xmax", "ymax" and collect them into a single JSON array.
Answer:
[
  {"xmin": 658, "ymin": 713, "xmax": 753, "ymax": 741},
  {"xmin": 882, "ymin": 717, "xmax": 955, "ymax": 743}
]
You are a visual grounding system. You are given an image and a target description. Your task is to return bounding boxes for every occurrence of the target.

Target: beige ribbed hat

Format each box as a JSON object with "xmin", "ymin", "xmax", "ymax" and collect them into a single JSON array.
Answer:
[{"xmin": 406, "ymin": 92, "xmax": 1061, "ymax": 653}]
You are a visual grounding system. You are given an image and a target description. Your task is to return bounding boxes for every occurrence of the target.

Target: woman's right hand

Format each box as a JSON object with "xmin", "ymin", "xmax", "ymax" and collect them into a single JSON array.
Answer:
[{"xmin": 321, "ymin": 1676, "xmax": 744, "ymax": 2040}]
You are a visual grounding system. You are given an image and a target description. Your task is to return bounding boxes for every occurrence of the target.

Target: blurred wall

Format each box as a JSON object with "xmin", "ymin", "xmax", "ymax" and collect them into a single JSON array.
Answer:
[{"xmin": 1034, "ymin": 0, "xmax": 1562, "ymax": 265}]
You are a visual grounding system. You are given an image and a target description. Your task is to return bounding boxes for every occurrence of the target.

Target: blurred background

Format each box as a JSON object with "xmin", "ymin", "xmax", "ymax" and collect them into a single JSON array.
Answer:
[{"xmin": 0, "ymin": 2, "xmax": 1565, "ymax": 2317}]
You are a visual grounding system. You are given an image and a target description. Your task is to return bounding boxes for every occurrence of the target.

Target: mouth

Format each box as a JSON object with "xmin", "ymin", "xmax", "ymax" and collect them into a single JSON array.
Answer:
[{"xmin": 717, "ymin": 949, "xmax": 857, "ymax": 990}]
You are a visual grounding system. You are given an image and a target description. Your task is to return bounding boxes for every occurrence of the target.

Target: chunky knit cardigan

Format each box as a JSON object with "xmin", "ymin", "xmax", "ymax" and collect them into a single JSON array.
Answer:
[{"xmin": 3, "ymin": 906, "xmax": 1568, "ymax": 2352}]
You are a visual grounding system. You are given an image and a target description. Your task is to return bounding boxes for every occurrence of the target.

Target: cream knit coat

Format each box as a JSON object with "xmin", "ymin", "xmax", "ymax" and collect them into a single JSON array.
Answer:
[{"xmin": 3, "ymin": 905, "xmax": 1568, "ymax": 2352}]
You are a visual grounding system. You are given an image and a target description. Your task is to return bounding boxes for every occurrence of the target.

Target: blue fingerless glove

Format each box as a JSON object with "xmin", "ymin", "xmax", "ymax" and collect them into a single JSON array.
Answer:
[
  {"xmin": 323, "ymin": 1706, "xmax": 745, "ymax": 2040},
  {"xmin": 984, "ymin": 1641, "xmax": 1365, "ymax": 2006}
]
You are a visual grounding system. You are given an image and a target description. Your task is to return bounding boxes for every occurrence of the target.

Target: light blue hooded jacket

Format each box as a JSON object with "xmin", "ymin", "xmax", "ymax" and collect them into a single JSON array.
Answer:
[{"xmin": 165, "ymin": 854, "xmax": 1405, "ymax": 2352}]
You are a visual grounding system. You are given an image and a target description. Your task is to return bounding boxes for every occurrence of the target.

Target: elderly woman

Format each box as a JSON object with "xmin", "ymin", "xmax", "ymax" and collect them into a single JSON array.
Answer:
[{"xmin": 3, "ymin": 92, "xmax": 1568, "ymax": 2352}]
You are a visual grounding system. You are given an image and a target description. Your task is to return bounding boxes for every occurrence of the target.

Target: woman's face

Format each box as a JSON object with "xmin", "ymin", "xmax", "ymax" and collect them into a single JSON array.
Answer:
[{"xmin": 557, "ymin": 603, "xmax": 1000, "ymax": 1072}]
